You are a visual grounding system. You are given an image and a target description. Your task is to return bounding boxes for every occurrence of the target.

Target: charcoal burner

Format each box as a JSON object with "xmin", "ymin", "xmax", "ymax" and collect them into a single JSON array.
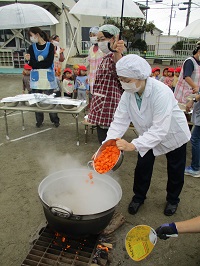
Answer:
[{"xmin": 21, "ymin": 225, "xmax": 111, "ymax": 266}]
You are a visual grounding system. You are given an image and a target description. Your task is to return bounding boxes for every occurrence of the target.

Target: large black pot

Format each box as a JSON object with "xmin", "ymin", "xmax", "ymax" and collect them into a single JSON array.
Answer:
[{"xmin": 38, "ymin": 169, "xmax": 122, "ymax": 235}]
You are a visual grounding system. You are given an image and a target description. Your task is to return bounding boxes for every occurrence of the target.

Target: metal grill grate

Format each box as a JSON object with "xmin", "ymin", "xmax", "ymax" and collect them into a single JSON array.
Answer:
[{"xmin": 21, "ymin": 225, "xmax": 103, "ymax": 266}]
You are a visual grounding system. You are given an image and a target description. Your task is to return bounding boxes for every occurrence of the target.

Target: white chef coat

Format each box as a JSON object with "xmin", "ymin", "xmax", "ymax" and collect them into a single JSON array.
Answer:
[{"xmin": 106, "ymin": 77, "xmax": 191, "ymax": 157}]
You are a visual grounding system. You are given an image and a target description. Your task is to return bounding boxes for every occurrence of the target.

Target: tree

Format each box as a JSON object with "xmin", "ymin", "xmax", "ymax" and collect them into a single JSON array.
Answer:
[
  {"xmin": 171, "ymin": 41, "xmax": 184, "ymax": 52},
  {"xmin": 103, "ymin": 17, "xmax": 156, "ymax": 48},
  {"xmin": 131, "ymin": 39, "xmax": 147, "ymax": 52}
]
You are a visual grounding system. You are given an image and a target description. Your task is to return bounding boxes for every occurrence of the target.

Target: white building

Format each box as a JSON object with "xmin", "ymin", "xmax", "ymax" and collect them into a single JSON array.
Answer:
[
  {"xmin": 0, "ymin": 0, "xmax": 195, "ymax": 69},
  {"xmin": 0, "ymin": 0, "xmax": 103, "ymax": 68}
]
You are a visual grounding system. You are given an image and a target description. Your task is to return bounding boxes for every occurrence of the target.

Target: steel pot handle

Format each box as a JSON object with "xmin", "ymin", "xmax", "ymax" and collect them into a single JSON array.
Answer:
[
  {"xmin": 49, "ymin": 205, "xmax": 73, "ymax": 218},
  {"xmin": 87, "ymin": 160, "xmax": 94, "ymax": 170}
]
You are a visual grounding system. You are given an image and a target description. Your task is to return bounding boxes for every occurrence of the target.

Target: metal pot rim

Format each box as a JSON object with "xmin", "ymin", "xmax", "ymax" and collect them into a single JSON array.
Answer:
[{"xmin": 38, "ymin": 169, "xmax": 122, "ymax": 217}]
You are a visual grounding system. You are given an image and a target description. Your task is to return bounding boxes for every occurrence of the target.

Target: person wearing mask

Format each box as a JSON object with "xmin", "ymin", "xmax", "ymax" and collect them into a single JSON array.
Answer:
[
  {"xmin": 156, "ymin": 216, "xmax": 200, "ymax": 240},
  {"xmin": 50, "ymin": 34, "xmax": 65, "ymax": 81},
  {"xmin": 87, "ymin": 24, "xmax": 124, "ymax": 143},
  {"xmin": 174, "ymin": 44, "xmax": 200, "ymax": 104},
  {"xmin": 102, "ymin": 54, "xmax": 191, "ymax": 216},
  {"xmin": 87, "ymin": 26, "xmax": 104, "ymax": 95},
  {"xmin": 25, "ymin": 27, "xmax": 60, "ymax": 128}
]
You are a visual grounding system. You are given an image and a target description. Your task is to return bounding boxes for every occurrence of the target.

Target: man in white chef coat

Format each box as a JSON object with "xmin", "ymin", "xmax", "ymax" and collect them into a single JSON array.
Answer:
[{"xmin": 105, "ymin": 54, "xmax": 191, "ymax": 216}]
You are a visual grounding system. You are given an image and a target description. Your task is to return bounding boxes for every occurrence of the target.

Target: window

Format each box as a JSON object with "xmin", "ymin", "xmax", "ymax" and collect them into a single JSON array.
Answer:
[{"xmin": 0, "ymin": 29, "xmax": 16, "ymax": 47}]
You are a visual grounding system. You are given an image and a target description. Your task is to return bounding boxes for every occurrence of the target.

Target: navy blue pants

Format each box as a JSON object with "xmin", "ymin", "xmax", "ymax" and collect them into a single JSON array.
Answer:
[
  {"xmin": 191, "ymin": 125, "xmax": 200, "ymax": 171},
  {"xmin": 132, "ymin": 143, "xmax": 187, "ymax": 205}
]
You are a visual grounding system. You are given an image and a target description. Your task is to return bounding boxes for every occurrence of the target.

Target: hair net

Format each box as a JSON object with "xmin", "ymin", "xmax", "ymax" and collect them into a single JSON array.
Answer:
[
  {"xmin": 116, "ymin": 54, "xmax": 152, "ymax": 80},
  {"xmin": 99, "ymin": 24, "xmax": 120, "ymax": 36},
  {"xmin": 89, "ymin": 26, "xmax": 99, "ymax": 35}
]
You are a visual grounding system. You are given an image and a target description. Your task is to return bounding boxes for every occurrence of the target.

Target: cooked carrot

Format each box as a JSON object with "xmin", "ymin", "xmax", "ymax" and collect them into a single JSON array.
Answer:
[
  {"xmin": 94, "ymin": 145, "xmax": 120, "ymax": 174},
  {"xmin": 88, "ymin": 172, "xmax": 93, "ymax": 179}
]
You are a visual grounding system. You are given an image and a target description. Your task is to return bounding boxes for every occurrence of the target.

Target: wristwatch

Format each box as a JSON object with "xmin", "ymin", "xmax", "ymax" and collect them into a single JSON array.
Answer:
[{"xmin": 193, "ymin": 97, "xmax": 197, "ymax": 102}]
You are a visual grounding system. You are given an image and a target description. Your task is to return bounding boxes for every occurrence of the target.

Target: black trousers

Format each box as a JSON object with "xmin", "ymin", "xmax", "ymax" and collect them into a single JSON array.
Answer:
[
  {"xmin": 132, "ymin": 143, "xmax": 187, "ymax": 205},
  {"xmin": 32, "ymin": 89, "xmax": 60, "ymax": 125},
  {"xmin": 96, "ymin": 125, "xmax": 108, "ymax": 144},
  {"xmin": 35, "ymin": 112, "xmax": 59, "ymax": 125}
]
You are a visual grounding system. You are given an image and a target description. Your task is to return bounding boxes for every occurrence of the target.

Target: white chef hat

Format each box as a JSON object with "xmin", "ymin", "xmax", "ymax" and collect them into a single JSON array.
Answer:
[
  {"xmin": 89, "ymin": 26, "xmax": 99, "ymax": 35},
  {"xmin": 116, "ymin": 54, "xmax": 152, "ymax": 80}
]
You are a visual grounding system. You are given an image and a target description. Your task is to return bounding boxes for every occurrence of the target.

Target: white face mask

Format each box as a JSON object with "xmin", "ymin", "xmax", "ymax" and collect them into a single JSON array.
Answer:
[
  {"xmin": 90, "ymin": 37, "xmax": 97, "ymax": 44},
  {"xmin": 120, "ymin": 81, "xmax": 141, "ymax": 93},
  {"xmin": 98, "ymin": 41, "xmax": 111, "ymax": 54},
  {"xmin": 30, "ymin": 36, "xmax": 38, "ymax": 43},
  {"xmin": 52, "ymin": 40, "xmax": 59, "ymax": 47}
]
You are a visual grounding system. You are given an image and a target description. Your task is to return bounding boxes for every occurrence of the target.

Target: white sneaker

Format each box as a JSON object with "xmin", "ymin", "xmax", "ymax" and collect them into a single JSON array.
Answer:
[{"xmin": 184, "ymin": 166, "xmax": 200, "ymax": 177}]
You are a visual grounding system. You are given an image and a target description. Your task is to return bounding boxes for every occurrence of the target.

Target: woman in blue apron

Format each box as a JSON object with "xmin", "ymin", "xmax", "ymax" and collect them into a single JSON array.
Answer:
[{"xmin": 25, "ymin": 27, "xmax": 60, "ymax": 128}]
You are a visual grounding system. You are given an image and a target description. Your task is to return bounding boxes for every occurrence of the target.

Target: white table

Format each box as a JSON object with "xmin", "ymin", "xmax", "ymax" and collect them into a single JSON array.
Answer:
[{"xmin": 0, "ymin": 103, "xmax": 87, "ymax": 146}]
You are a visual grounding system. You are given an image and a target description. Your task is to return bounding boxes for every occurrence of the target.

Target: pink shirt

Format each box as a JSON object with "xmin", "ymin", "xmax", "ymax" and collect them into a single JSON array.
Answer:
[{"xmin": 88, "ymin": 45, "xmax": 104, "ymax": 94}]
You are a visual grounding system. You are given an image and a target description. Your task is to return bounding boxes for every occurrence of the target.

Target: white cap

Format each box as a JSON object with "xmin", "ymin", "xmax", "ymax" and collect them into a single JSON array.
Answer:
[
  {"xmin": 89, "ymin": 26, "xmax": 99, "ymax": 35},
  {"xmin": 99, "ymin": 24, "xmax": 120, "ymax": 36},
  {"xmin": 116, "ymin": 54, "xmax": 152, "ymax": 80}
]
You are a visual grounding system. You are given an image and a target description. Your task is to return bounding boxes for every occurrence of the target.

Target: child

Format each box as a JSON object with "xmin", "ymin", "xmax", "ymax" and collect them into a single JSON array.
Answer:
[
  {"xmin": 151, "ymin": 67, "xmax": 160, "ymax": 80},
  {"xmin": 172, "ymin": 66, "xmax": 181, "ymax": 91},
  {"xmin": 159, "ymin": 67, "xmax": 168, "ymax": 83},
  {"xmin": 164, "ymin": 67, "xmax": 174, "ymax": 91},
  {"xmin": 74, "ymin": 65, "xmax": 89, "ymax": 100},
  {"xmin": 22, "ymin": 64, "xmax": 32, "ymax": 94},
  {"xmin": 72, "ymin": 64, "xmax": 80, "ymax": 99},
  {"xmin": 88, "ymin": 26, "xmax": 104, "ymax": 95},
  {"xmin": 62, "ymin": 68, "xmax": 74, "ymax": 98}
]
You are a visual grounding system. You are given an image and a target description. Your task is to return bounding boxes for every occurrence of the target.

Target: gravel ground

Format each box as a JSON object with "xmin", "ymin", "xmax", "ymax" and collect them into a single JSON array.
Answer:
[{"xmin": 0, "ymin": 72, "xmax": 200, "ymax": 266}]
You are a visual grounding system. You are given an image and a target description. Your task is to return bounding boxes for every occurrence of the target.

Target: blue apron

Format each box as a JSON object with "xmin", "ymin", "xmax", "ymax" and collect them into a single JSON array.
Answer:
[{"xmin": 30, "ymin": 42, "xmax": 57, "ymax": 90}]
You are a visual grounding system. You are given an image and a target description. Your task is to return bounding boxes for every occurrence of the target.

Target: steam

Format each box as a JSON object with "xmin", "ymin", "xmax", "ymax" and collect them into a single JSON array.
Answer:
[
  {"xmin": 37, "ymin": 148, "xmax": 121, "ymax": 184},
  {"xmin": 38, "ymin": 149, "xmax": 87, "ymax": 176},
  {"xmin": 37, "ymin": 150, "xmax": 122, "ymax": 215}
]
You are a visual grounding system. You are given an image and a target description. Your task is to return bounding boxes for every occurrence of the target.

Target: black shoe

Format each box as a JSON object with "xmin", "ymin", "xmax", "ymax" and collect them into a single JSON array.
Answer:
[
  {"xmin": 36, "ymin": 122, "xmax": 42, "ymax": 128},
  {"xmin": 128, "ymin": 200, "xmax": 143, "ymax": 215},
  {"xmin": 54, "ymin": 123, "xmax": 60, "ymax": 128},
  {"xmin": 164, "ymin": 202, "xmax": 178, "ymax": 216}
]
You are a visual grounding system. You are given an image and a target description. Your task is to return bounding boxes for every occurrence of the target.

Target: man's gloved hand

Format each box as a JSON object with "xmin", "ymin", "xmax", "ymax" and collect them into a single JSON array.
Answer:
[{"xmin": 155, "ymin": 222, "xmax": 178, "ymax": 240}]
